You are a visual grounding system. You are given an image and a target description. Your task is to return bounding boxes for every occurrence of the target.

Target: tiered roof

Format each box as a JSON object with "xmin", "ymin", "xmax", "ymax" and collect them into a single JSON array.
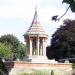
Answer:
[{"xmin": 24, "ymin": 8, "xmax": 47, "ymax": 38}]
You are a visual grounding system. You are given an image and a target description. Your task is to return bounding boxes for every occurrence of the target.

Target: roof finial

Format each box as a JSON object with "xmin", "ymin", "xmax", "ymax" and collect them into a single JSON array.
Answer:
[
  {"xmin": 34, "ymin": 4, "xmax": 38, "ymax": 19},
  {"xmin": 35, "ymin": 3, "xmax": 37, "ymax": 12}
]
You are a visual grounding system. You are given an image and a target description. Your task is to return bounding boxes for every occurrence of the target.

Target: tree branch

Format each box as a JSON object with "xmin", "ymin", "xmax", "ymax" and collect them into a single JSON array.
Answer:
[{"xmin": 57, "ymin": 5, "xmax": 70, "ymax": 21}]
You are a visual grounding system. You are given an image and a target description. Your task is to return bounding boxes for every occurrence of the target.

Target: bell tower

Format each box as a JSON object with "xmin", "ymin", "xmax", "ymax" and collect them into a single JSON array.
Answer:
[{"xmin": 24, "ymin": 7, "xmax": 48, "ymax": 62}]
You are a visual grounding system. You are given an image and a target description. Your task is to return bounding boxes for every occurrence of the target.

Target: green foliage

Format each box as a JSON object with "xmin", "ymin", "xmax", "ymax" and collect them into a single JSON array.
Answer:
[
  {"xmin": 0, "ymin": 34, "xmax": 26, "ymax": 60},
  {"xmin": 51, "ymin": 70, "xmax": 54, "ymax": 75},
  {"xmin": 63, "ymin": 0, "xmax": 73, "ymax": 4},
  {"xmin": 17, "ymin": 43, "xmax": 26, "ymax": 59},
  {"xmin": 19, "ymin": 70, "xmax": 51, "ymax": 75},
  {"xmin": 0, "ymin": 34, "xmax": 20, "ymax": 60},
  {"xmin": 72, "ymin": 63, "xmax": 75, "ymax": 69},
  {"xmin": 47, "ymin": 19, "xmax": 75, "ymax": 61},
  {"xmin": 0, "ymin": 59, "xmax": 8, "ymax": 75},
  {"xmin": 63, "ymin": 0, "xmax": 75, "ymax": 12},
  {"xmin": 0, "ymin": 34, "xmax": 20, "ymax": 51},
  {"xmin": 0, "ymin": 43, "xmax": 13, "ymax": 59}
]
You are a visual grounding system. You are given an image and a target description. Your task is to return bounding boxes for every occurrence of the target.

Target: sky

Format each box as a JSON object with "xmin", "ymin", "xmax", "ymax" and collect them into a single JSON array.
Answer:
[{"xmin": 0, "ymin": 0, "xmax": 75, "ymax": 45}]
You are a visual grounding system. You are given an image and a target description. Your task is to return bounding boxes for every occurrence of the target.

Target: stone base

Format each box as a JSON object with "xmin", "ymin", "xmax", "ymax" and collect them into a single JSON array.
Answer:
[
  {"xmin": 5, "ymin": 56, "xmax": 72, "ymax": 75},
  {"xmin": 25, "ymin": 56, "xmax": 57, "ymax": 63}
]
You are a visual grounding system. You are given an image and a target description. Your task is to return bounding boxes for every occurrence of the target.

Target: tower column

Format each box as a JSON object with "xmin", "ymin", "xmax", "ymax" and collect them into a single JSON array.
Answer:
[
  {"xmin": 29, "ymin": 38, "xmax": 32, "ymax": 56},
  {"xmin": 25, "ymin": 39, "xmax": 28, "ymax": 56},
  {"xmin": 40, "ymin": 45, "xmax": 43, "ymax": 56},
  {"xmin": 40, "ymin": 40, "xmax": 43, "ymax": 56},
  {"xmin": 37, "ymin": 36, "xmax": 39, "ymax": 56},
  {"xmin": 43, "ymin": 38, "xmax": 46, "ymax": 56}
]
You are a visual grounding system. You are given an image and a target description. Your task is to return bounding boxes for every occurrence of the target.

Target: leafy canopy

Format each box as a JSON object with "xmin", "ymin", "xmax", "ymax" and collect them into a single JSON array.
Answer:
[
  {"xmin": 0, "ymin": 34, "xmax": 20, "ymax": 52},
  {"xmin": 63, "ymin": 0, "xmax": 75, "ymax": 12},
  {"xmin": 47, "ymin": 19, "xmax": 75, "ymax": 61},
  {"xmin": 0, "ymin": 34, "xmax": 26, "ymax": 60},
  {"xmin": 17, "ymin": 43, "xmax": 26, "ymax": 59},
  {"xmin": 0, "ymin": 43, "xmax": 13, "ymax": 59}
]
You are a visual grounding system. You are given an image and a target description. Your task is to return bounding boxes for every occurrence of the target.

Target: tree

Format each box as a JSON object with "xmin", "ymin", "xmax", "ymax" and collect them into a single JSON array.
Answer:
[
  {"xmin": 0, "ymin": 34, "xmax": 20, "ymax": 60},
  {"xmin": 0, "ymin": 43, "xmax": 13, "ymax": 59},
  {"xmin": 47, "ymin": 19, "xmax": 75, "ymax": 61},
  {"xmin": 0, "ymin": 58, "xmax": 8, "ymax": 75},
  {"xmin": 63, "ymin": 0, "xmax": 75, "ymax": 12},
  {"xmin": 0, "ymin": 34, "xmax": 20, "ymax": 51},
  {"xmin": 0, "ymin": 34, "xmax": 26, "ymax": 60},
  {"xmin": 17, "ymin": 43, "xmax": 26, "ymax": 60}
]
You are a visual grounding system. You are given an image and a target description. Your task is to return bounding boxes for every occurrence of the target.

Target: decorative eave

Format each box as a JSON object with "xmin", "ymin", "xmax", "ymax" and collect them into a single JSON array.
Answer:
[{"xmin": 24, "ymin": 34, "xmax": 48, "ymax": 38}]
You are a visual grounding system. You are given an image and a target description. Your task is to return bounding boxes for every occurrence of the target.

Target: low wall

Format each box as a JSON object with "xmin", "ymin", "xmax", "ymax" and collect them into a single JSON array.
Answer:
[
  {"xmin": 5, "ymin": 61, "xmax": 72, "ymax": 70},
  {"xmin": 5, "ymin": 61, "xmax": 72, "ymax": 75}
]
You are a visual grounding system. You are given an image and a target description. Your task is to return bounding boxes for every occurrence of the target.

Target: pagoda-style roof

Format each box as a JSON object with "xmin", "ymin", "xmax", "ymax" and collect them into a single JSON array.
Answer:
[{"xmin": 24, "ymin": 8, "xmax": 47, "ymax": 38}]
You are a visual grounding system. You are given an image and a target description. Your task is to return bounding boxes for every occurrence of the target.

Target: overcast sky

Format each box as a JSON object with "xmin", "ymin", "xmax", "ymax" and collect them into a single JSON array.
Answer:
[{"xmin": 0, "ymin": 0, "xmax": 75, "ymax": 45}]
